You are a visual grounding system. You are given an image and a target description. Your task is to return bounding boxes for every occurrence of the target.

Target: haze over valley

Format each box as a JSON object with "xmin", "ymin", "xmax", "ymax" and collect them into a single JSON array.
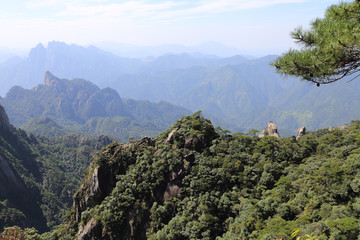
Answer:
[{"xmin": 0, "ymin": 41, "xmax": 359, "ymax": 137}]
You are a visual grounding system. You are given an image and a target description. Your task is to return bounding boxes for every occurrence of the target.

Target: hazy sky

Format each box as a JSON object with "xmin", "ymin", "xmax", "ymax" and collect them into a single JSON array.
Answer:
[{"xmin": 0, "ymin": 0, "xmax": 348, "ymax": 56}]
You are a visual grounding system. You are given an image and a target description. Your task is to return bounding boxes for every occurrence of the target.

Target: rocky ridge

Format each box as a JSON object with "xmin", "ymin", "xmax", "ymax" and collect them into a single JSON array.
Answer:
[
  {"xmin": 66, "ymin": 113, "xmax": 218, "ymax": 239},
  {"xmin": 0, "ymin": 71, "xmax": 191, "ymax": 141}
]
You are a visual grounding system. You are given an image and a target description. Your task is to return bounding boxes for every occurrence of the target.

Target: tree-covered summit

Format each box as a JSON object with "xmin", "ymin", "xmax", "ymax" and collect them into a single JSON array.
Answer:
[{"xmin": 28, "ymin": 113, "xmax": 360, "ymax": 239}]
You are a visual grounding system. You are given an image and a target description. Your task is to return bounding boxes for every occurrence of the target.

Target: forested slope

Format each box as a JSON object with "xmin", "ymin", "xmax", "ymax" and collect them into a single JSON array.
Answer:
[
  {"xmin": 36, "ymin": 113, "xmax": 360, "ymax": 240},
  {"xmin": 0, "ymin": 105, "xmax": 112, "ymax": 233}
]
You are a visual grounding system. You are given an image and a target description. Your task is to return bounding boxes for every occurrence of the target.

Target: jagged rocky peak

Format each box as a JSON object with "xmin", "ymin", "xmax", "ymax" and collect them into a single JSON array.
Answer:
[
  {"xmin": 44, "ymin": 71, "xmax": 66, "ymax": 92},
  {"xmin": 259, "ymin": 121, "xmax": 280, "ymax": 138},
  {"xmin": 296, "ymin": 126, "xmax": 306, "ymax": 141},
  {"xmin": 44, "ymin": 71, "xmax": 59, "ymax": 86},
  {"xmin": 0, "ymin": 105, "xmax": 13, "ymax": 132},
  {"xmin": 29, "ymin": 43, "xmax": 46, "ymax": 60}
]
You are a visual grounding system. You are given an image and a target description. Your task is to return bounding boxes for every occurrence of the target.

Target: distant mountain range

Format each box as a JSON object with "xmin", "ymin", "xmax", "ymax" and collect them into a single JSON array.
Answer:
[
  {"xmin": 0, "ymin": 41, "xmax": 359, "ymax": 136},
  {"xmin": 0, "ymin": 72, "xmax": 191, "ymax": 142},
  {"xmin": 0, "ymin": 42, "xmax": 144, "ymax": 96},
  {"xmin": 0, "ymin": 41, "xmax": 251, "ymax": 97},
  {"xmin": 93, "ymin": 41, "xmax": 255, "ymax": 58},
  {"xmin": 112, "ymin": 55, "xmax": 360, "ymax": 135}
]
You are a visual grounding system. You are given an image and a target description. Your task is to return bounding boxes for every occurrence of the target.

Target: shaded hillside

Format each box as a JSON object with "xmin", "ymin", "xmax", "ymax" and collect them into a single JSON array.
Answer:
[
  {"xmin": 0, "ymin": 105, "xmax": 112, "ymax": 232},
  {"xmin": 0, "ymin": 72, "xmax": 191, "ymax": 141},
  {"xmin": 39, "ymin": 113, "xmax": 360, "ymax": 239}
]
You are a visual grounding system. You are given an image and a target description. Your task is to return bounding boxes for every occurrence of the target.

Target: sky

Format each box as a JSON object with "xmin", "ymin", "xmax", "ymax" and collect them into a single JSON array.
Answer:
[{"xmin": 0, "ymin": 0, "xmax": 349, "ymax": 56}]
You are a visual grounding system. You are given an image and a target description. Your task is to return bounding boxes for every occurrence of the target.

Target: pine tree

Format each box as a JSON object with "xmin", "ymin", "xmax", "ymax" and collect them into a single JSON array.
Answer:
[{"xmin": 272, "ymin": 1, "xmax": 360, "ymax": 85}]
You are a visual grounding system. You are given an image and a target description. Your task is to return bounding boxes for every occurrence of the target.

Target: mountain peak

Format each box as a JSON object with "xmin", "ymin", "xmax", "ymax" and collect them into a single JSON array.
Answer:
[
  {"xmin": 44, "ymin": 71, "xmax": 59, "ymax": 86},
  {"xmin": 28, "ymin": 43, "xmax": 46, "ymax": 62},
  {"xmin": 44, "ymin": 71, "xmax": 66, "ymax": 94}
]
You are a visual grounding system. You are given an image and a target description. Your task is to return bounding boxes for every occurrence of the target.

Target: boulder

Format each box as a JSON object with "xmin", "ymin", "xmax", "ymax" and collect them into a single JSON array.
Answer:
[
  {"xmin": 78, "ymin": 219, "xmax": 108, "ymax": 240},
  {"xmin": 164, "ymin": 127, "xmax": 178, "ymax": 144},
  {"xmin": 296, "ymin": 126, "xmax": 306, "ymax": 141},
  {"xmin": 259, "ymin": 121, "xmax": 280, "ymax": 138}
]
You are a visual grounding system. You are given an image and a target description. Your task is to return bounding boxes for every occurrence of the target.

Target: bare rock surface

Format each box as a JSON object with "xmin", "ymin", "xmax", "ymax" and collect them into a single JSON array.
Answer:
[
  {"xmin": 296, "ymin": 126, "xmax": 306, "ymax": 140},
  {"xmin": 259, "ymin": 121, "xmax": 280, "ymax": 138},
  {"xmin": 329, "ymin": 125, "xmax": 348, "ymax": 131}
]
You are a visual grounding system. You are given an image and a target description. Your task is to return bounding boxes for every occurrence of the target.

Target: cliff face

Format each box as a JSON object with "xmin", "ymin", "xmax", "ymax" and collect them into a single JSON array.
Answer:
[
  {"xmin": 72, "ymin": 137, "xmax": 157, "ymax": 240},
  {"xmin": 0, "ymin": 105, "xmax": 13, "ymax": 132},
  {"xmin": 0, "ymin": 105, "xmax": 23, "ymax": 195},
  {"xmin": 0, "ymin": 105, "xmax": 47, "ymax": 231},
  {"xmin": 0, "ymin": 155, "xmax": 25, "ymax": 195}
]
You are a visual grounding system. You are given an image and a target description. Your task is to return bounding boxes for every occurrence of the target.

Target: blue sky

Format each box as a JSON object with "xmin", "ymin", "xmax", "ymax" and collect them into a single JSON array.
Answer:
[{"xmin": 0, "ymin": 0, "xmax": 349, "ymax": 56}]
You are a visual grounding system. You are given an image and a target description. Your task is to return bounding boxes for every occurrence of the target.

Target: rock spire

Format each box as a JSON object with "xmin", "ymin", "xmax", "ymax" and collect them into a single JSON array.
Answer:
[{"xmin": 259, "ymin": 121, "xmax": 280, "ymax": 138}]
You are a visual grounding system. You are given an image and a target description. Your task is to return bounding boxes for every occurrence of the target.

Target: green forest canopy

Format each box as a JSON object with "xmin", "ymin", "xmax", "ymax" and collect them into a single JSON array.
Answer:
[{"xmin": 34, "ymin": 113, "xmax": 360, "ymax": 240}]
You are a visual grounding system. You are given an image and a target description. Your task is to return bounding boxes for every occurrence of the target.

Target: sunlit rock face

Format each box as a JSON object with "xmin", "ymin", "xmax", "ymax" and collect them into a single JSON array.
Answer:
[{"xmin": 259, "ymin": 121, "xmax": 280, "ymax": 138}]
